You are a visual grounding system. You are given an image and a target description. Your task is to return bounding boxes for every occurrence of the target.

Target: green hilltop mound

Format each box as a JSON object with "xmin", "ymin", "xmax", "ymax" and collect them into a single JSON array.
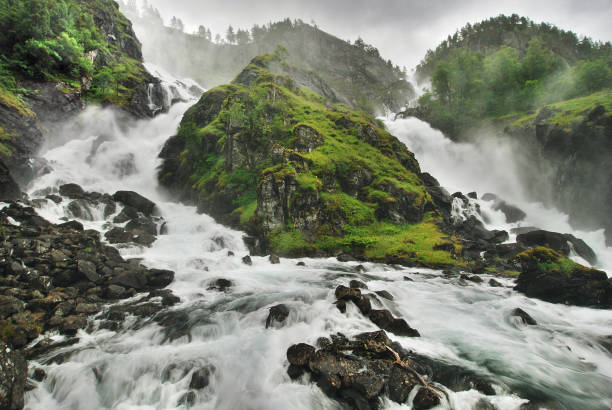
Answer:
[{"xmin": 158, "ymin": 53, "xmax": 461, "ymax": 267}]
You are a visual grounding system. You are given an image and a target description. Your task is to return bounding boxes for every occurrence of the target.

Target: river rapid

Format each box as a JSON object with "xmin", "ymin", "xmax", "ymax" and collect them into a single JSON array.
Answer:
[{"xmin": 19, "ymin": 69, "xmax": 612, "ymax": 410}]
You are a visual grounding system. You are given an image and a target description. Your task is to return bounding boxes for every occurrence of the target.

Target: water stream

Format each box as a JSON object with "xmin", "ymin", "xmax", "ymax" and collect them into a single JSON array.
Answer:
[{"xmin": 20, "ymin": 74, "xmax": 612, "ymax": 409}]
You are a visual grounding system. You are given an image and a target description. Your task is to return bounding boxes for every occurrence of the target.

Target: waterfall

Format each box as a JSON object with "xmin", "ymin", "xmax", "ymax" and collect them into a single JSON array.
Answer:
[{"xmin": 18, "ymin": 75, "xmax": 612, "ymax": 409}]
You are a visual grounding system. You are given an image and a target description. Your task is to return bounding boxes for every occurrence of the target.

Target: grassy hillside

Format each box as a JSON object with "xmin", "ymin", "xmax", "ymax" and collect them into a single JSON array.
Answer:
[
  {"xmin": 159, "ymin": 54, "xmax": 461, "ymax": 267},
  {"xmin": 411, "ymin": 14, "xmax": 612, "ymax": 139}
]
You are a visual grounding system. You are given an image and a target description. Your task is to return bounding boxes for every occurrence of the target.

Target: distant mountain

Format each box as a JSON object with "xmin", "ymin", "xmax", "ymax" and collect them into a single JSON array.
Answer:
[{"xmin": 120, "ymin": 2, "xmax": 414, "ymax": 114}]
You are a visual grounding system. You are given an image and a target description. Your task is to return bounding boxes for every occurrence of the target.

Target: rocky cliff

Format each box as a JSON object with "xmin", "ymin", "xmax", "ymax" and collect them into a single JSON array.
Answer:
[
  {"xmin": 159, "ymin": 55, "xmax": 460, "ymax": 267},
  {"xmin": 504, "ymin": 90, "xmax": 612, "ymax": 245},
  {"xmin": 0, "ymin": 0, "xmax": 170, "ymax": 195}
]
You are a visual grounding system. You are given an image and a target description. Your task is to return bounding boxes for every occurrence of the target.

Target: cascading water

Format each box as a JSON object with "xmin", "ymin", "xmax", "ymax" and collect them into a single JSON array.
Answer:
[
  {"xmin": 384, "ymin": 117, "xmax": 612, "ymax": 274},
  {"xmin": 19, "ymin": 72, "xmax": 612, "ymax": 410}
]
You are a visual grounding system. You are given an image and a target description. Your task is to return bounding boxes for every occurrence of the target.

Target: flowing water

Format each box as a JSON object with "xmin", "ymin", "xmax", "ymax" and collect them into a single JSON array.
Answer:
[{"xmin": 20, "ymin": 73, "xmax": 612, "ymax": 409}]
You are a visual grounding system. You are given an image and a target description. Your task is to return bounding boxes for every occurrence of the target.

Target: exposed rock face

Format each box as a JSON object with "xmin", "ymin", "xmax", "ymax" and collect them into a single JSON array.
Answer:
[
  {"xmin": 514, "ymin": 247, "xmax": 612, "ymax": 308},
  {"xmin": 0, "ymin": 341, "xmax": 27, "ymax": 410},
  {"xmin": 516, "ymin": 230, "xmax": 597, "ymax": 265},
  {"xmin": 506, "ymin": 104, "xmax": 612, "ymax": 246}
]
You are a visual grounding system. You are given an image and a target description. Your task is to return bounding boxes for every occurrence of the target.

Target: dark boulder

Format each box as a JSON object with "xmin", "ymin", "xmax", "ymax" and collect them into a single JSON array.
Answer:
[
  {"xmin": 375, "ymin": 290, "xmax": 394, "ymax": 300},
  {"xmin": 369, "ymin": 310, "xmax": 420, "ymax": 337},
  {"xmin": 349, "ymin": 280, "xmax": 368, "ymax": 289},
  {"xmin": 287, "ymin": 343, "xmax": 315, "ymax": 366},
  {"xmin": 112, "ymin": 191, "xmax": 156, "ymax": 216},
  {"xmin": 58, "ymin": 220, "xmax": 84, "ymax": 231},
  {"xmin": 413, "ymin": 387, "xmax": 441, "ymax": 410},
  {"xmin": 0, "ymin": 341, "xmax": 27, "ymax": 410},
  {"xmin": 189, "ymin": 366, "xmax": 214, "ymax": 389},
  {"xmin": 511, "ymin": 308, "xmax": 537, "ymax": 325},
  {"xmin": 454, "ymin": 216, "xmax": 509, "ymax": 244},
  {"xmin": 269, "ymin": 254, "xmax": 280, "ymax": 264},
  {"xmin": 208, "ymin": 278, "xmax": 232, "ymax": 292},
  {"xmin": 59, "ymin": 183, "xmax": 85, "ymax": 199},
  {"xmin": 265, "ymin": 304, "xmax": 290, "ymax": 328},
  {"xmin": 514, "ymin": 247, "xmax": 612, "ymax": 308},
  {"xmin": 517, "ymin": 230, "xmax": 571, "ymax": 255},
  {"xmin": 493, "ymin": 200, "xmax": 526, "ymax": 223},
  {"xmin": 242, "ymin": 255, "xmax": 252, "ymax": 265}
]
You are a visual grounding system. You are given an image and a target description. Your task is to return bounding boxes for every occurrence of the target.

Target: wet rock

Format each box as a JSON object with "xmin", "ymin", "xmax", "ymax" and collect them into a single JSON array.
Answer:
[
  {"xmin": 58, "ymin": 220, "xmax": 84, "ymax": 231},
  {"xmin": 0, "ymin": 295, "xmax": 24, "ymax": 318},
  {"xmin": 296, "ymin": 261, "xmax": 306, "ymax": 266},
  {"xmin": 460, "ymin": 274, "xmax": 483, "ymax": 283},
  {"xmin": 517, "ymin": 230, "xmax": 571, "ymax": 255},
  {"xmin": 265, "ymin": 304, "xmax": 289, "ymax": 328},
  {"xmin": 113, "ymin": 206, "xmax": 139, "ymax": 223},
  {"xmin": 413, "ymin": 387, "xmax": 441, "ymax": 410},
  {"xmin": 369, "ymin": 310, "xmax": 420, "ymax": 337},
  {"xmin": 146, "ymin": 269, "xmax": 174, "ymax": 288},
  {"xmin": 511, "ymin": 308, "xmax": 537, "ymax": 325},
  {"xmin": 66, "ymin": 199, "xmax": 94, "ymax": 220},
  {"xmin": 189, "ymin": 366, "xmax": 213, "ymax": 389},
  {"xmin": 334, "ymin": 300, "xmax": 347, "ymax": 313},
  {"xmin": 77, "ymin": 260, "xmax": 101, "ymax": 284},
  {"xmin": 375, "ymin": 290, "xmax": 394, "ymax": 300},
  {"xmin": 287, "ymin": 343, "xmax": 315, "ymax": 366},
  {"xmin": 177, "ymin": 391, "xmax": 196, "ymax": 407},
  {"xmin": 60, "ymin": 315, "xmax": 87, "ymax": 335},
  {"xmin": 269, "ymin": 254, "xmax": 280, "ymax": 264},
  {"xmin": 112, "ymin": 191, "xmax": 156, "ymax": 216},
  {"xmin": 514, "ymin": 247, "xmax": 612, "ymax": 308},
  {"xmin": 454, "ymin": 216, "xmax": 509, "ymax": 244},
  {"xmin": 32, "ymin": 368, "xmax": 46, "ymax": 382},
  {"xmin": 388, "ymin": 364, "xmax": 419, "ymax": 403},
  {"xmin": 59, "ymin": 183, "xmax": 85, "ymax": 199},
  {"xmin": 104, "ymin": 285, "xmax": 127, "ymax": 299},
  {"xmin": 354, "ymin": 264, "xmax": 367, "ymax": 273},
  {"xmin": 335, "ymin": 285, "xmax": 362, "ymax": 301},
  {"xmin": 488, "ymin": 279, "xmax": 504, "ymax": 287},
  {"xmin": 125, "ymin": 217, "xmax": 157, "ymax": 236},
  {"xmin": 337, "ymin": 253, "xmax": 356, "ymax": 262},
  {"xmin": 208, "ymin": 278, "xmax": 232, "ymax": 292},
  {"xmin": 104, "ymin": 227, "xmax": 133, "ymax": 244},
  {"xmin": 349, "ymin": 280, "xmax": 368, "ymax": 289},
  {"xmin": 0, "ymin": 341, "xmax": 27, "ymax": 410},
  {"xmin": 242, "ymin": 255, "xmax": 252, "ymax": 265},
  {"xmin": 227, "ymin": 251, "xmax": 235, "ymax": 257}
]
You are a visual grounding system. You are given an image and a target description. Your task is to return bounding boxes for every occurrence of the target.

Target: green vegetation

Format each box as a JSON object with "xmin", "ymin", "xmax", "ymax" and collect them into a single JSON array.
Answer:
[
  {"xmin": 119, "ymin": 1, "xmax": 413, "ymax": 113},
  {"xmin": 517, "ymin": 247, "xmax": 581, "ymax": 277},
  {"xmin": 414, "ymin": 14, "xmax": 612, "ymax": 138},
  {"xmin": 164, "ymin": 55, "xmax": 461, "ymax": 267},
  {"xmin": 0, "ymin": 0, "xmax": 150, "ymax": 107},
  {"xmin": 510, "ymin": 89, "xmax": 612, "ymax": 131}
]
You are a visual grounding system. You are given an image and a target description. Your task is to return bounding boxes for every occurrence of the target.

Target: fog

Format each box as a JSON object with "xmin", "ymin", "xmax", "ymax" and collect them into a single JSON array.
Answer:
[{"xmin": 143, "ymin": 0, "xmax": 612, "ymax": 70}]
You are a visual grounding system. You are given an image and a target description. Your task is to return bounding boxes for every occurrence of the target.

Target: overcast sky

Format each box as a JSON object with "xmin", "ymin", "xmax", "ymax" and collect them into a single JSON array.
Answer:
[{"xmin": 144, "ymin": 0, "xmax": 612, "ymax": 70}]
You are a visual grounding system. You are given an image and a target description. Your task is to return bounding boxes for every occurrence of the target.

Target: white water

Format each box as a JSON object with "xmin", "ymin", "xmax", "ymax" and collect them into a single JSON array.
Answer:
[
  {"xmin": 385, "ymin": 117, "xmax": 612, "ymax": 274},
  {"xmin": 20, "ymin": 78, "xmax": 612, "ymax": 409}
]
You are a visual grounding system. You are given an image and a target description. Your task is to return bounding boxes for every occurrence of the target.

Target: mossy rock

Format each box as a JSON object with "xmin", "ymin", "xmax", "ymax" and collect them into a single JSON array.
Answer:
[{"xmin": 159, "ymin": 55, "xmax": 462, "ymax": 267}]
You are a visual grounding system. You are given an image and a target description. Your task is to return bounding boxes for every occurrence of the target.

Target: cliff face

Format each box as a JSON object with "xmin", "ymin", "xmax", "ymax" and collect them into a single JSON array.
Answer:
[
  {"xmin": 159, "ymin": 56, "xmax": 460, "ymax": 267},
  {"xmin": 0, "ymin": 0, "xmax": 169, "ymax": 192},
  {"xmin": 505, "ymin": 91, "xmax": 612, "ymax": 245}
]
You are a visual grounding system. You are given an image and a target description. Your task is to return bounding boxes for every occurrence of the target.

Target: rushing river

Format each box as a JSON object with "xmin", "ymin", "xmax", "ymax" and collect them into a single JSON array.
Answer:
[{"xmin": 21, "ymin": 70, "xmax": 612, "ymax": 410}]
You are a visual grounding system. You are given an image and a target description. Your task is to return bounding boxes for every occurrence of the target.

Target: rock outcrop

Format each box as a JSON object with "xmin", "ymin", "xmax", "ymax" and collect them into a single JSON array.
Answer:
[
  {"xmin": 514, "ymin": 247, "xmax": 612, "ymax": 308},
  {"xmin": 159, "ymin": 55, "xmax": 461, "ymax": 267},
  {"xmin": 286, "ymin": 330, "xmax": 497, "ymax": 409}
]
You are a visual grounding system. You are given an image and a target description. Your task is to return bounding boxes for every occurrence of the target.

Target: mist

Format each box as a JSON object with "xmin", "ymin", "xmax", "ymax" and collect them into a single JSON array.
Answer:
[{"xmin": 140, "ymin": 0, "xmax": 612, "ymax": 71}]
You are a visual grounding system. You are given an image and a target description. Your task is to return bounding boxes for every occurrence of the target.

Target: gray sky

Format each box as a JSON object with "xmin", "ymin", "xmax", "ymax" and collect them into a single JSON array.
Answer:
[{"xmin": 145, "ymin": 0, "xmax": 612, "ymax": 70}]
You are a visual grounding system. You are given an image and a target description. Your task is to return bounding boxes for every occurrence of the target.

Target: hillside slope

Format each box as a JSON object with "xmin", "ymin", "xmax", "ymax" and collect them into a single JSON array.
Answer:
[
  {"xmin": 120, "ymin": 3, "xmax": 414, "ymax": 114},
  {"xmin": 0, "ymin": 0, "xmax": 170, "ymax": 190},
  {"xmin": 158, "ymin": 54, "xmax": 460, "ymax": 267}
]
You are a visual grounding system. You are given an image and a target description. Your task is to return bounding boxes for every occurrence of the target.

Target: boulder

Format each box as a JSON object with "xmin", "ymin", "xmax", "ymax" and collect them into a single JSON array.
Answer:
[
  {"xmin": 511, "ymin": 308, "xmax": 537, "ymax": 325},
  {"xmin": 112, "ymin": 191, "xmax": 156, "ymax": 216},
  {"xmin": 242, "ymin": 255, "xmax": 252, "ymax": 265},
  {"xmin": 514, "ymin": 247, "xmax": 612, "ymax": 308},
  {"xmin": 265, "ymin": 304, "xmax": 289, "ymax": 328},
  {"xmin": 59, "ymin": 183, "xmax": 85, "ymax": 199},
  {"xmin": 369, "ymin": 309, "xmax": 420, "ymax": 337},
  {"xmin": 517, "ymin": 230, "xmax": 571, "ymax": 255},
  {"xmin": 287, "ymin": 343, "xmax": 315, "ymax": 366},
  {"xmin": 189, "ymin": 366, "xmax": 214, "ymax": 389}
]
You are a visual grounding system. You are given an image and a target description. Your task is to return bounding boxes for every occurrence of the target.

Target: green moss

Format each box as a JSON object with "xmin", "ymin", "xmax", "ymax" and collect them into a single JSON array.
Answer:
[
  {"xmin": 517, "ymin": 246, "xmax": 581, "ymax": 277},
  {"xmin": 170, "ymin": 56, "xmax": 459, "ymax": 267},
  {"xmin": 0, "ymin": 86, "xmax": 34, "ymax": 117}
]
